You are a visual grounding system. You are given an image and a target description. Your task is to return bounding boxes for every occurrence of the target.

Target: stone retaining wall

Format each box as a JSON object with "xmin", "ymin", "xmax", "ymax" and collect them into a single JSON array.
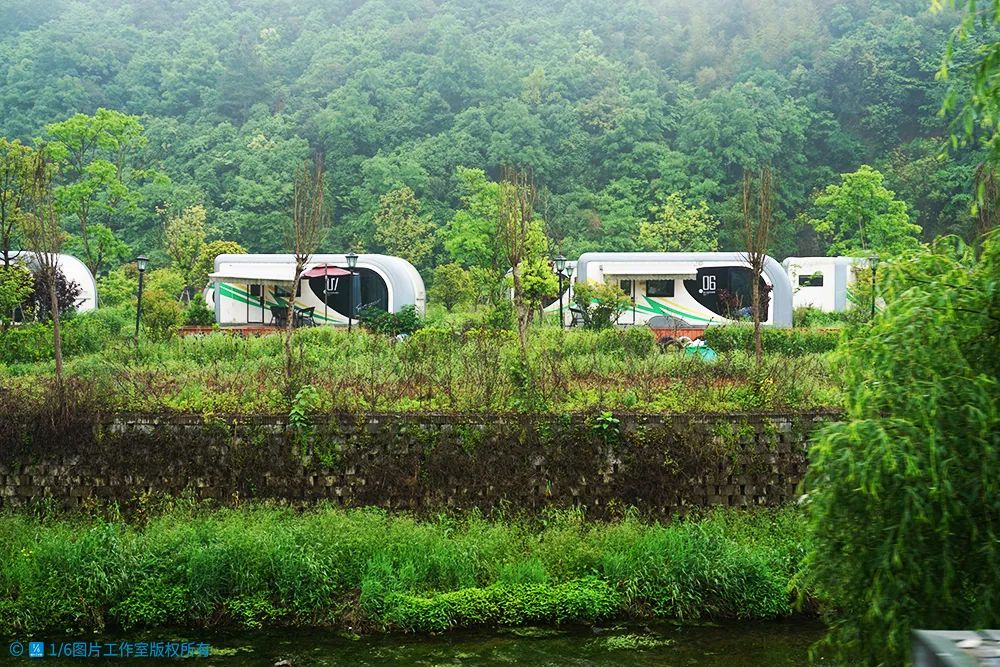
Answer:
[{"xmin": 0, "ymin": 411, "xmax": 837, "ymax": 515}]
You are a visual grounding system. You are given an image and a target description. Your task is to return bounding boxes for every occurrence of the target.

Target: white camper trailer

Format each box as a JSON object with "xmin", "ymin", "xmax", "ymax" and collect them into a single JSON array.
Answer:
[
  {"xmin": 782, "ymin": 256, "xmax": 866, "ymax": 313},
  {"xmin": 6, "ymin": 251, "xmax": 98, "ymax": 312},
  {"xmin": 207, "ymin": 254, "xmax": 425, "ymax": 327},
  {"xmin": 573, "ymin": 252, "xmax": 793, "ymax": 328}
]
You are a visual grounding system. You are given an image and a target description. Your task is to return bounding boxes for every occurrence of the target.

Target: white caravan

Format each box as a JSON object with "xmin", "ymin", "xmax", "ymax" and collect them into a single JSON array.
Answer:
[
  {"xmin": 782, "ymin": 256, "xmax": 868, "ymax": 313},
  {"xmin": 207, "ymin": 254, "xmax": 425, "ymax": 326},
  {"xmin": 6, "ymin": 251, "xmax": 98, "ymax": 312},
  {"xmin": 573, "ymin": 252, "xmax": 793, "ymax": 328}
]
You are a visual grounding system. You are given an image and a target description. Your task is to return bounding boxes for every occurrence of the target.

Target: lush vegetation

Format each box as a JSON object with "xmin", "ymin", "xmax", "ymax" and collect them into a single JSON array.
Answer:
[
  {"xmin": 0, "ymin": 504, "xmax": 808, "ymax": 634},
  {"xmin": 802, "ymin": 230, "xmax": 1000, "ymax": 664},
  {"xmin": 0, "ymin": 0, "xmax": 995, "ymax": 277},
  {"xmin": 0, "ymin": 316, "xmax": 841, "ymax": 413}
]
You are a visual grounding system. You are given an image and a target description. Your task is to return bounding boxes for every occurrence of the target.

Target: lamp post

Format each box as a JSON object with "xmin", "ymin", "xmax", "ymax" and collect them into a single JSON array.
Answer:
[
  {"xmin": 346, "ymin": 252, "xmax": 358, "ymax": 333},
  {"xmin": 554, "ymin": 255, "xmax": 567, "ymax": 328},
  {"xmin": 134, "ymin": 255, "xmax": 149, "ymax": 341},
  {"xmin": 869, "ymin": 254, "xmax": 880, "ymax": 322}
]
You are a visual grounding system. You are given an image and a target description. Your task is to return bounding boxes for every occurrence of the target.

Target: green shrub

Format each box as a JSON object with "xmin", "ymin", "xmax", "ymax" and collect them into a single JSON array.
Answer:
[
  {"xmin": 97, "ymin": 268, "xmax": 137, "ymax": 308},
  {"xmin": 618, "ymin": 327, "xmax": 656, "ymax": 357},
  {"xmin": 803, "ymin": 233, "xmax": 1000, "ymax": 665},
  {"xmin": 429, "ymin": 263, "xmax": 474, "ymax": 312},
  {"xmin": 381, "ymin": 578, "xmax": 621, "ymax": 631},
  {"xmin": 572, "ymin": 281, "xmax": 631, "ymax": 330},
  {"xmin": 141, "ymin": 288, "xmax": 184, "ymax": 341},
  {"xmin": 792, "ymin": 307, "xmax": 851, "ymax": 328},
  {"xmin": 182, "ymin": 298, "xmax": 214, "ymax": 326},
  {"xmin": 482, "ymin": 299, "xmax": 515, "ymax": 330},
  {"xmin": 703, "ymin": 325, "xmax": 841, "ymax": 355},
  {"xmin": 359, "ymin": 304, "xmax": 422, "ymax": 337},
  {"xmin": 0, "ymin": 506, "xmax": 807, "ymax": 634},
  {"xmin": 0, "ymin": 324, "xmax": 52, "ymax": 364}
]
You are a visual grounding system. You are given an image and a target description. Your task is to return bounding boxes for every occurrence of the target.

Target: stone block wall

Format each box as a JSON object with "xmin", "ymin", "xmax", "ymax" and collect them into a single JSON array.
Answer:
[{"xmin": 0, "ymin": 411, "xmax": 838, "ymax": 515}]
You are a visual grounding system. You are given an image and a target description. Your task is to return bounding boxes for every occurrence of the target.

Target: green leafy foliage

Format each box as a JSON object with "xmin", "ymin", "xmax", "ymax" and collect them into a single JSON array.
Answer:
[
  {"xmin": 0, "ymin": 264, "xmax": 32, "ymax": 327},
  {"xmin": 572, "ymin": 281, "xmax": 632, "ymax": 330},
  {"xmin": 141, "ymin": 288, "xmax": 183, "ymax": 342},
  {"xmin": 936, "ymin": 0, "xmax": 1000, "ymax": 169},
  {"xmin": 809, "ymin": 165, "xmax": 923, "ymax": 256},
  {"xmin": 164, "ymin": 205, "xmax": 206, "ymax": 295},
  {"xmin": 0, "ymin": 0, "xmax": 990, "ymax": 263},
  {"xmin": 803, "ymin": 231, "xmax": 1000, "ymax": 664},
  {"xmin": 639, "ymin": 193, "xmax": 719, "ymax": 252},
  {"xmin": 0, "ymin": 506, "xmax": 807, "ymax": 634},
  {"xmin": 359, "ymin": 305, "xmax": 423, "ymax": 337},
  {"xmin": 703, "ymin": 325, "xmax": 842, "ymax": 356},
  {"xmin": 429, "ymin": 263, "xmax": 474, "ymax": 312},
  {"xmin": 182, "ymin": 298, "xmax": 214, "ymax": 326},
  {"xmin": 373, "ymin": 187, "xmax": 436, "ymax": 271}
]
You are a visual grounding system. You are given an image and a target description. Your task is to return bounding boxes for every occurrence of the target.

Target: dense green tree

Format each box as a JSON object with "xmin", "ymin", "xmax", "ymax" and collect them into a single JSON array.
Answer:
[
  {"xmin": 810, "ymin": 165, "xmax": 923, "ymax": 255},
  {"xmin": 803, "ymin": 232, "xmax": 1000, "ymax": 664},
  {"xmin": 373, "ymin": 187, "xmax": 436, "ymax": 270},
  {"xmin": 937, "ymin": 0, "xmax": 1000, "ymax": 167},
  {"xmin": 192, "ymin": 240, "xmax": 246, "ymax": 292},
  {"xmin": 428, "ymin": 263, "xmax": 474, "ymax": 311},
  {"xmin": 0, "ymin": 264, "xmax": 33, "ymax": 330},
  {"xmin": 442, "ymin": 167, "xmax": 501, "ymax": 269},
  {"xmin": 639, "ymin": 193, "xmax": 719, "ymax": 252},
  {"xmin": 0, "ymin": 0, "xmax": 994, "ymax": 258},
  {"xmin": 0, "ymin": 139, "xmax": 32, "ymax": 265},
  {"xmin": 45, "ymin": 109, "xmax": 158, "ymax": 274},
  {"xmin": 164, "ymin": 204, "xmax": 206, "ymax": 299}
]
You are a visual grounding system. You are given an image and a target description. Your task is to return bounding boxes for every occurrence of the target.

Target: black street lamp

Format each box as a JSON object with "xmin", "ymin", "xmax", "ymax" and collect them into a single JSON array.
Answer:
[
  {"xmin": 554, "ymin": 255, "xmax": 567, "ymax": 328},
  {"xmin": 346, "ymin": 252, "xmax": 358, "ymax": 333},
  {"xmin": 134, "ymin": 255, "xmax": 149, "ymax": 341},
  {"xmin": 869, "ymin": 254, "xmax": 880, "ymax": 322}
]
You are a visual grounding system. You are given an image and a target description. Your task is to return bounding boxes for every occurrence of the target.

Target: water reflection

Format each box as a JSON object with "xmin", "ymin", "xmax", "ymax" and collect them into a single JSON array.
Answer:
[{"xmin": 24, "ymin": 619, "xmax": 825, "ymax": 666}]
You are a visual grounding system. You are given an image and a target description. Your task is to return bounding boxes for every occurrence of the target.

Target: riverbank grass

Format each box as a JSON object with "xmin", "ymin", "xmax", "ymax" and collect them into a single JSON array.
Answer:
[{"xmin": 0, "ymin": 505, "xmax": 808, "ymax": 634}]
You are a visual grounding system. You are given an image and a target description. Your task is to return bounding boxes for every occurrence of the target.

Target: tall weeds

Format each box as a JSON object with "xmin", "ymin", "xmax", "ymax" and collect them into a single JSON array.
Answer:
[{"xmin": 0, "ymin": 505, "xmax": 808, "ymax": 634}]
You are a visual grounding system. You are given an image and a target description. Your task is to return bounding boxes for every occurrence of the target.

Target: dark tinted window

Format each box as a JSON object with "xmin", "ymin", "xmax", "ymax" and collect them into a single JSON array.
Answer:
[
  {"xmin": 308, "ymin": 268, "xmax": 389, "ymax": 316},
  {"xmin": 683, "ymin": 267, "xmax": 769, "ymax": 320},
  {"xmin": 798, "ymin": 273, "xmax": 824, "ymax": 287},
  {"xmin": 646, "ymin": 279, "xmax": 675, "ymax": 297},
  {"xmin": 249, "ymin": 284, "xmax": 262, "ymax": 297},
  {"xmin": 619, "ymin": 279, "xmax": 633, "ymax": 299}
]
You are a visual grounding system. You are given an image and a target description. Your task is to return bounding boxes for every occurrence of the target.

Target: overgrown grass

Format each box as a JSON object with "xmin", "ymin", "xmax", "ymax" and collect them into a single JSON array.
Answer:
[
  {"xmin": 0, "ymin": 322, "xmax": 842, "ymax": 413},
  {"xmin": 0, "ymin": 505, "xmax": 810, "ymax": 634}
]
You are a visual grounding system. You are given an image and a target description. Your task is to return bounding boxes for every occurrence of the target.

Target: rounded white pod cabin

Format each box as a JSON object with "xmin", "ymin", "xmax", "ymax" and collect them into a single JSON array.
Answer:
[
  {"xmin": 573, "ymin": 252, "xmax": 793, "ymax": 328},
  {"xmin": 208, "ymin": 254, "xmax": 425, "ymax": 327},
  {"xmin": 782, "ymin": 256, "xmax": 867, "ymax": 313},
  {"xmin": 6, "ymin": 251, "xmax": 98, "ymax": 312}
]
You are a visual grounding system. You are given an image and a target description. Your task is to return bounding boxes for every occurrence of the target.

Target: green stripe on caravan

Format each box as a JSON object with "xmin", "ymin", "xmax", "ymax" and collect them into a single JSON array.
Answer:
[
  {"xmin": 634, "ymin": 297, "xmax": 716, "ymax": 324},
  {"xmin": 217, "ymin": 283, "xmax": 343, "ymax": 323}
]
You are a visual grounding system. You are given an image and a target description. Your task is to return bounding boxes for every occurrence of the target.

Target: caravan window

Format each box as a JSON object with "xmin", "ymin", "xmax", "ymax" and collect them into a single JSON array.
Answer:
[
  {"xmin": 249, "ymin": 284, "xmax": 262, "ymax": 297},
  {"xmin": 798, "ymin": 273, "xmax": 824, "ymax": 287},
  {"xmin": 619, "ymin": 280, "xmax": 633, "ymax": 300},
  {"xmin": 646, "ymin": 280, "xmax": 675, "ymax": 297},
  {"xmin": 275, "ymin": 284, "xmax": 302, "ymax": 298}
]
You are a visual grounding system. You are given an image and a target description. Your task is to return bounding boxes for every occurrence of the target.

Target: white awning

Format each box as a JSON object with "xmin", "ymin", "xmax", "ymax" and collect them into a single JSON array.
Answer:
[
  {"xmin": 209, "ymin": 265, "xmax": 297, "ymax": 285},
  {"xmin": 600, "ymin": 261, "xmax": 702, "ymax": 281}
]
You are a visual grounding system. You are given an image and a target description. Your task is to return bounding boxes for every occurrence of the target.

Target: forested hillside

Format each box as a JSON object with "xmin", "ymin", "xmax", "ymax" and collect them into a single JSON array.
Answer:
[{"xmin": 0, "ymin": 0, "xmax": 994, "ymax": 266}]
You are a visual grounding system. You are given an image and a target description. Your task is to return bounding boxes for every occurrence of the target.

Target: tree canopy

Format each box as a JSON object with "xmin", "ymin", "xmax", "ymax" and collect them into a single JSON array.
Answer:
[{"xmin": 0, "ymin": 0, "xmax": 994, "ymax": 273}]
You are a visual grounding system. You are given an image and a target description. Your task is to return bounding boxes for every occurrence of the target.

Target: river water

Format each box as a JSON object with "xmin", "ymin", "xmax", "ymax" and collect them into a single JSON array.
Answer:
[{"xmin": 9, "ymin": 619, "xmax": 826, "ymax": 665}]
